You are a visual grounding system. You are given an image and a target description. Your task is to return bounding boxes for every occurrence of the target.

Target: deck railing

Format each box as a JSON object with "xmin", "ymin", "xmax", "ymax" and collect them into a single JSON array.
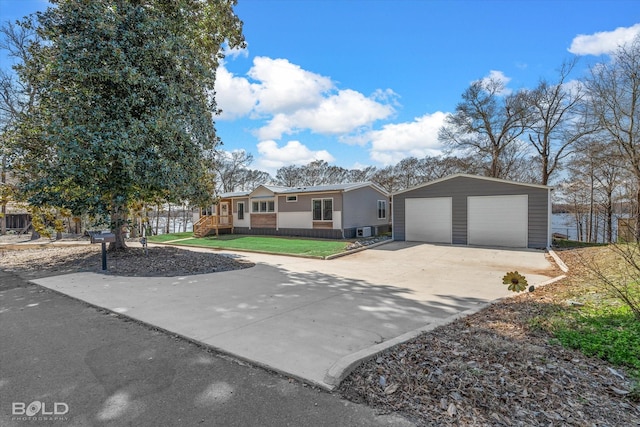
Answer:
[{"xmin": 193, "ymin": 215, "xmax": 233, "ymax": 237}]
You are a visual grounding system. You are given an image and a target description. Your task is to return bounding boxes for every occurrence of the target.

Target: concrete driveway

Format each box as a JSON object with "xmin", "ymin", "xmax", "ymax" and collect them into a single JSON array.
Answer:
[{"xmin": 32, "ymin": 241, "xmax": 559, "ymax": 390}]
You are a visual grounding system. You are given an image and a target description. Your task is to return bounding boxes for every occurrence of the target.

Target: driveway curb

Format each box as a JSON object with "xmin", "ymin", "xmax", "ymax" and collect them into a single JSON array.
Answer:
[
  {"xmin": 323, "ymin": 238, "xmax": 393, "ymax": 260},
  {"xmin": 547, "ymin": 247, "xmax": 570, "ymax": 272},
  {"xmin": 323, "ymin": 300, "xmax": 500, "ymax": 390}
]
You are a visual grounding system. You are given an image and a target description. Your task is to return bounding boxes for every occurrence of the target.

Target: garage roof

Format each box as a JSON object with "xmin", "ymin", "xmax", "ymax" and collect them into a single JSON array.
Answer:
[{"xmin": 393, "ymin": 174, "xmax": 552, "ymax": 196}]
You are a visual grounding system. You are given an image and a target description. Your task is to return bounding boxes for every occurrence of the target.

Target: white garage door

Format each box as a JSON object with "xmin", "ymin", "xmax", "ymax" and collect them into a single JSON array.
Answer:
[
  {"xmin": 468, "ymin": 195, "xmax": 528, "ymax": 247},
  {"xmin": 405, "ymin": 197, "xmax": 452, "ymax": 243}
]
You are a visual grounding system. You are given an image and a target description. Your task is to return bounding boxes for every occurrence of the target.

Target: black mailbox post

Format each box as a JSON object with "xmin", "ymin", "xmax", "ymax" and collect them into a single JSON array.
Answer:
[{"xmin": 89, "ymin": 231, "xmax": 116, "ymax": 271}]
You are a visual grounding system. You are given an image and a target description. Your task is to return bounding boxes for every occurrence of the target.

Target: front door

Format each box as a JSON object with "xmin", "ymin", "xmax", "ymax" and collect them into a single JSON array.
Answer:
[{"xmin": 220, "ymin": 202, "xmax": 230, "ymax": 224}]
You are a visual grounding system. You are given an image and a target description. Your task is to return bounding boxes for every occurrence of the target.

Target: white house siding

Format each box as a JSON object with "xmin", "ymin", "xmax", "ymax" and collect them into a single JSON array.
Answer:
[
  {"xmin": 277, "ymin": 211, "xmax": 311, "ymax": 229},
  {"xmin": 232, "ymin": 198, "xmax": 250, "ymax": 228}
]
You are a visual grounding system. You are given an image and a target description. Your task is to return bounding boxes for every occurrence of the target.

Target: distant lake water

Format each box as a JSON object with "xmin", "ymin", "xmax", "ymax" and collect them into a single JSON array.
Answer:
[{"xmin": 551, "ymin": 212, "xmax": 618, "ymax": 242}]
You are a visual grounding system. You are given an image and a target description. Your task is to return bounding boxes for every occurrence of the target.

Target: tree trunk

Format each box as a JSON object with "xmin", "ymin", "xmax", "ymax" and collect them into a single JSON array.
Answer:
[
  {"xmin": 541, "ymin": 156, "xmax": 550, "ymax": 186},
  {"xmin": 108, "ymin": 205, "xmax": 128, "ymax": 251},
  {"xmin": 166, "ymin": 203, "xmax": 171, "ymax": 234},
  {"xmin": 606, "ymin": 202, "xmax": 613, "ymax": 243},
  {"xmin": 1, "ymin": 156, "xmax": 6, "ymax": 236},
  {"xmin": 155, "ymin": 203, "xmax": 160, "ymax": 235},
  {"xmin": 0, "ymin": 202, "xmax": 6, "ymax": 236},
  {"xmin": 636, "ymin": 182, "xmax": 640, "ymax": 242}
]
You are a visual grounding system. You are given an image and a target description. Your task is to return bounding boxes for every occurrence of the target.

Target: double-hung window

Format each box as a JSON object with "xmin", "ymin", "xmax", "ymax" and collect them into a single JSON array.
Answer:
[
  {"xmin": 377, "ymin": 200, "xmax": 387, "ymax": 219},
  {"xmin": 312, "ymin": 198, "xmax": 332, "ymax": 221}
]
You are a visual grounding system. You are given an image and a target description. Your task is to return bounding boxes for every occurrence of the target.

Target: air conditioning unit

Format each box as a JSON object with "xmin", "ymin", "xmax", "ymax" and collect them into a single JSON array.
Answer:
[{"xmin": 356, "ymin": 227, "xmax": 372, "ymax": 238}]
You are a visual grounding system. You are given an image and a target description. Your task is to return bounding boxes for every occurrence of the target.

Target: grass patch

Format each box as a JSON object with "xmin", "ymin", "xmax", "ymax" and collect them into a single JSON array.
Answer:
[
  {"xmin": 533, "ymin": 246, "xmax": 640, "ymax": 383},
  {"xmin": 551, "ymin": 301, "xmax": 640, "ymax": 377},
  {"xmin": 147, "ymin": 232, "xmax": 194, "ymax": 242},
  {"xmin": 149, "ymin": 233, "xmax": 348, "ymax": 258}
]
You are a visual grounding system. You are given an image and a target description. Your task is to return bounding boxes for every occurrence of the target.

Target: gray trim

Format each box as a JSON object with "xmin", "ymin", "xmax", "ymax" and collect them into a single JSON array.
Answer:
[{"xmin": 394, "ymin": 173, "xmax": 551, "ymax": 195}]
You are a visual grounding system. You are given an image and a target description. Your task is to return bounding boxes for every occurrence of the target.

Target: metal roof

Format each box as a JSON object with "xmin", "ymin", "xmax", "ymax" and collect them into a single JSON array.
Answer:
[{"xmin": 219, "ymin": 182, "xmax": 388, "ymax": 198}]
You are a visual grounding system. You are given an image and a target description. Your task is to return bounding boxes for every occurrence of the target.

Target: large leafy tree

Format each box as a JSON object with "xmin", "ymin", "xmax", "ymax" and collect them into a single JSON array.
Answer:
[{"xmin": 13, "ymin": 0, "xmax": 244, "ymax": 249}]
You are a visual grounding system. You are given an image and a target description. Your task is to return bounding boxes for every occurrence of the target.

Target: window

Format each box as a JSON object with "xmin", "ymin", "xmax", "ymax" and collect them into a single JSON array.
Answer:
[
  {"xmin": 312, "ymin": 198, "xmax": 333, "ymax": 221},
  {"xmin": 377, "ymin": 200, "xmax": 387, "ymax": 219},
  {"xmin": 251, "ymin": 199, "xmax": 275, "ymax": 213},
  {"xmin": 237, "ymin": 202, "xmax": 245, "ymax": 220},
  {"xmin": 286, "ymin": 195, "xmax": 298, "ymax": 202}
]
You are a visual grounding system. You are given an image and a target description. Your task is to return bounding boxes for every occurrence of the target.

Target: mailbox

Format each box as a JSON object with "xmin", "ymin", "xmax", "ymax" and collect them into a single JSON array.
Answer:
[
  {"xmin": 89, "ymin": 231, "xmax": 116, "ymax": 244},
  {"xmin": 88, "ymin": 231, "xmax": 115, "ymax": 271}
]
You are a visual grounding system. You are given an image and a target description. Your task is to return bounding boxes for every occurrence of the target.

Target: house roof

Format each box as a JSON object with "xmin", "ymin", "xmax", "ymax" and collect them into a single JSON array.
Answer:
[
  {"xmin": 277, "ymin": 182, "xmax": 382, "ymax": 194},
  {"xmin": 392, "ymin": 173, "xmax": 552, "ymax": 196},
  {"xmin": 220, "ymin": 182, "xmax": 388, "ymax": 199},
  {"xmin": 220, "ymin": 190, "xmax": 251, "ymax": 198}
]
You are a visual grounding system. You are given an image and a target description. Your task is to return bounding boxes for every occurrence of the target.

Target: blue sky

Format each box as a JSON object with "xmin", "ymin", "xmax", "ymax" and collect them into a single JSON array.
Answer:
[{"xmin": 2, "ymin": 0, "xmax": 640, "ymax": 176}]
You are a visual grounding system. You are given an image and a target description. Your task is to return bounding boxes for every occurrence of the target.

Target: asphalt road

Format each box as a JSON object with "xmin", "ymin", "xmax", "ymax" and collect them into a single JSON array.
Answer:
[{"xmin": 0, "ymin": 270, "xmax": 413, "ymax": 427}]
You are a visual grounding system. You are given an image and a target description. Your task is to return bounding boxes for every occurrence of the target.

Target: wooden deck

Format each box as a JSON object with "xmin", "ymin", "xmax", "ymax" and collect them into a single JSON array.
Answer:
[{"xmin": 193, "ymin": 215, "xmax": 233, "ymax": 238}]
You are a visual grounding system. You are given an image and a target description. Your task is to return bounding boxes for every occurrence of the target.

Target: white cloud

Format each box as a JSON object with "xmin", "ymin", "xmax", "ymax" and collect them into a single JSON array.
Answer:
[
  {"xmin": 256, "ymin": 140, "xmax": 335, "ymax": 169},
  {"xmin": 360, "ymin": 112, "xmax": 448, "ymax": 165},
  {"xmin": 215, "ymin": 65, "xmax": 257, "ymax": 120},
  {"xmin": 250, "ymin": 57, "xmax": 333, "ymax": 114},
  {"xmin": 257, "ymin": 89, "xmax": 395, "ymax": 140},
  {"xmin": 569, "ymin": 23, "xmax": 640, "ymax": 55}
]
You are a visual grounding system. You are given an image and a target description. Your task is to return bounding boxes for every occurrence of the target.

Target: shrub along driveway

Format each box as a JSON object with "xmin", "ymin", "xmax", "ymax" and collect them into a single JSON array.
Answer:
[{"xmin": 32, "ymin": 241, "xmax": 558, "ymax": 390}]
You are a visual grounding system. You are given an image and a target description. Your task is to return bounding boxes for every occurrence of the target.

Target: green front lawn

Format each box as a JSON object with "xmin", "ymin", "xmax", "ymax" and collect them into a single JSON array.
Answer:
[
  {"xmin": 148, "ymin": 233, "xmax": 349, "ymax": 257},
  {"xmin": 146, "ymin": 232, "xmax": 193, "ymax": 242}
]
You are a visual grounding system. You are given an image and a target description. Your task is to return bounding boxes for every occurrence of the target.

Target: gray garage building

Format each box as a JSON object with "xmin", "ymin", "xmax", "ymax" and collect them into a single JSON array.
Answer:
[{"xmin": 392, "ymin": 174, "xmax": 552, "ymax": 249}]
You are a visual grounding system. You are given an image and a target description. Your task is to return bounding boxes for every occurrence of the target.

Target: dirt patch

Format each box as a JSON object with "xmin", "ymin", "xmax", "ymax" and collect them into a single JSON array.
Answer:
[{"xmin": 0, "ymin": 240, "xmax": 254, "ymax": 279}]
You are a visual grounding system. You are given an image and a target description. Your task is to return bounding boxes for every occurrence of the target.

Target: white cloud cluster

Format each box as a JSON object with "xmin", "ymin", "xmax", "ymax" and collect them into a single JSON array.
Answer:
[
  {"xmin": 362, "ymin": 112, "xmax": 448, "ymax": 165},
  {"xmin": 257, "ymin": 89, "xmax": 394, "ymax": 140},
  {"xmin": 569, "ymin": 23, "xmax": 640, "ymax": 55},
  {"xmin": 215, "ymin": 56, "xmax": 394, "ymax": 132},
  {"xmin": 256, "ymin": 140, "xmax": 334, "ymax": 169},
  {"xmin": 249, "ymin": 57, "xmax": 333, "ymax": 115}
]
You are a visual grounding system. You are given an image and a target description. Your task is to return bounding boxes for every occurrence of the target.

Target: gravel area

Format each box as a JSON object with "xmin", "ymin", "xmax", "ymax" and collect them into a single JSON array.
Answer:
[{"xmin": 0, "ymin": 235, "xmax": 254, "ymax": 279}]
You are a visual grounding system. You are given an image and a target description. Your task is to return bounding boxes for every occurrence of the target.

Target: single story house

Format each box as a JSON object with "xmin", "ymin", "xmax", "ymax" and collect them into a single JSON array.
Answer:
[
  {"xmin": 194, "ymin": 182, "xmax": 390, "ymax": 239},
  {"xmin": 392, "ymin": 174, "xmax": 552, "ymax": 249}
]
